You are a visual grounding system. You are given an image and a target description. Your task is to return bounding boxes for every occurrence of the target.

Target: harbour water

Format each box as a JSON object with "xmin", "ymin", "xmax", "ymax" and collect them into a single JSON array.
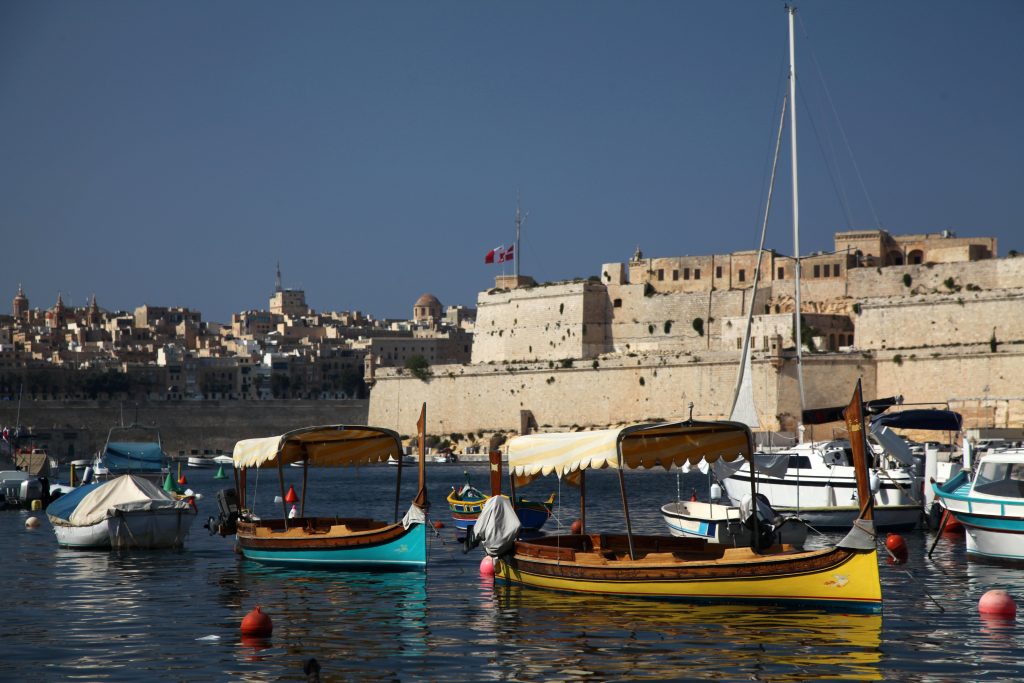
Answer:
[{"xmin": 5, "ymin": 464, "xmax": 1024, "ymax": 681}]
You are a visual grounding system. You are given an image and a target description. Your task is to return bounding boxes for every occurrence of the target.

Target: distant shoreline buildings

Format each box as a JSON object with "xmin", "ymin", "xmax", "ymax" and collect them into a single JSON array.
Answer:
[{"xmin": 3, "ymin": 227, "xmax": 1022, "ymax": 439}]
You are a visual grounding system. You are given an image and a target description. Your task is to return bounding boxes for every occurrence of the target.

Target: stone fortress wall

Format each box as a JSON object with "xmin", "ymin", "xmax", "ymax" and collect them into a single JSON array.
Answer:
[{"xmin": 370, "ymin": 230, "xmax": 1024, "ymax": 438}]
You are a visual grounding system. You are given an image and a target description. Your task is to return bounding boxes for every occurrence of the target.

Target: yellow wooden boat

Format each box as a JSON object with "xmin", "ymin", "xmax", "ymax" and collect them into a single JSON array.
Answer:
[{"xmin": 493, "ymin": 382, "xmax": 882, "ymax": 613}]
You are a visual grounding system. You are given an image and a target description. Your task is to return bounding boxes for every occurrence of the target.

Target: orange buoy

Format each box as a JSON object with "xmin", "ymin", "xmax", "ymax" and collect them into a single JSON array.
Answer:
[
  {"xmin": 285, "ymin": 485, "xmax": 298, "ymax": 504},
  {"xmin": 979, "ymin": 590, "xmax": 1017, "ymax": 619},
  {"xmin": 432, "ymin": 520, "xmax": 444, "ymax": 529},
  {"xmin": 241, "ymin": 606, "xmax": 273, "ymax": 637},
  {"xmin": 479, "ymin": 555, "xmax": 495, "ymax": 577},
  {"xmin": 885, "ymin": 533, "xmax": 909, "ymax": 565},
  {"xmin": 178, "ymin": 474, "xmax": 188, "ymax": 486},
  {"xmin": 570, "ymin": 519, "xmax": 583, "ymax": 534}
]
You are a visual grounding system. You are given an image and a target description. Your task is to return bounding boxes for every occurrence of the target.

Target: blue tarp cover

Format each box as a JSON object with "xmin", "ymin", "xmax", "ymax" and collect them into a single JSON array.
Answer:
[
  {"xmin": 45, "ymin": 482, "xmax": 103, "ymax": 521},
  {"xmin": 101, "ymin": 441, "xmax": 165, "ymax": 473},
  {"xmin": 871, "ymin": 409, "xmax": 963, "ymax": 432}
]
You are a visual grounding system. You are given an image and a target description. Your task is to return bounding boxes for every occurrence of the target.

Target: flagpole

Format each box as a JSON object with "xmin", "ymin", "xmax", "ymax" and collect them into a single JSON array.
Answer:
[{"xmin": 514, "ymin": 194, "xmax": 522, "ymax": 280}]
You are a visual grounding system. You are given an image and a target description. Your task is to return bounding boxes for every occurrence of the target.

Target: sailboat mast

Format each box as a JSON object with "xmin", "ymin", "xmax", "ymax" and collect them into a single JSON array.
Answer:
[
  {"xmin": 514, "ymin": 197, "xmax": 522, "ymax": 280},
  {"xmin": 788, "ymin": 5, "xmax": 807, "ymax": 436}
]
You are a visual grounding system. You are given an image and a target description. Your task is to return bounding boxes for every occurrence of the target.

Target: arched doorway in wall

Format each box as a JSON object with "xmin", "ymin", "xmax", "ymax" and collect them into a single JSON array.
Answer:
[
  {"xmin": 888, "ymin": 250, "xmax": 904, "ymax": 266},
  {"xmin": 908, "ymin": 250, "xmax": 924, "ymax": 265}
]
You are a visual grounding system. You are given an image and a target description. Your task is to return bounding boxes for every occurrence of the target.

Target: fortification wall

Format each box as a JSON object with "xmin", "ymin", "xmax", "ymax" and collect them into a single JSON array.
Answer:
[
  {"xmin": 471, "ymin": 281, "xmax": 607, "ymax": 364},
  {"xmin": 855, "ymin": 290, "xmax": 1024, "ymax": 349},
  {"xmin": 0, "ymin": 400, "xmax": 368, "ymax": 461},
  {"xmin": 846, "ymin": 258, "xmax": 1024, "ymax": 299}
]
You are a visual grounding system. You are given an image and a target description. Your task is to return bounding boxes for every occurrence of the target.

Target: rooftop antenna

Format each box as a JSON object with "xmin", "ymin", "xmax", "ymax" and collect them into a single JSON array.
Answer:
[{"xmin": 275, "ymin": 261, "xmax": 283, "ymax": 293}]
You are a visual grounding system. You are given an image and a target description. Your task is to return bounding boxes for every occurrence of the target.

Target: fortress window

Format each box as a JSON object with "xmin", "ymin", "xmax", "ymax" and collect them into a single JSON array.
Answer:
[
  {"xmin": 736, "ymin": 338, "xmax": 742, "ymax": 349},
  {"xmin": 813, "ymin": 265, "xmax": 821, "ymax": 278},
  {"xmin": 613, "ymin": 299, "xmax": 622, "ymax": 308},
  {"xmin": 672, "ymin": 270, "xmax": 679, "ymax": 281},
  {"xmin": 738, "ymin": 269, "xmax": 746, "ymax": 282},
  {"xmin": 716, "ymin": 266, "xmax": 723, "ymax": 278},
  {"xmin": 658, "ymin": 269, "xmax": 664, "ymax": 281},
  {"xmin": 777, "ymin": 267, "xmax": 785, "ymax": 279},
  {"xmin": 695, "ymin": 269, "xmax": 701, "ymax": 279},
  {"xmin": 834, "ymin": 263, "xmax": 842, "ymax": 276},
  {"xmin": 683, "ymin": 268, "xmax": 690, "ymax": 280}
]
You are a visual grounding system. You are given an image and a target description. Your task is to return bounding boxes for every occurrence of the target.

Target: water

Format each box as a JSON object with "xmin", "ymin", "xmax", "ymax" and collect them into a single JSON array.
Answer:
[{"xmin": 4, "ymin": 464, "xmax": 1024, "ymax": 681}]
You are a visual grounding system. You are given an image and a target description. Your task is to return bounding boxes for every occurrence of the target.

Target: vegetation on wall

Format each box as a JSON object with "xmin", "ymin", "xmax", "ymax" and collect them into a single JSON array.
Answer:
[{"xmin": 404, "ymin": 355, "xmax": 432, "ymax": 382}]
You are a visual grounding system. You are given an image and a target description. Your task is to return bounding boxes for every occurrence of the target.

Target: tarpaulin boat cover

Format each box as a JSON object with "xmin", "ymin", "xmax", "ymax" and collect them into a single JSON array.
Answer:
[
  {"xmin": 233, "ymin": 425, "xmax": 402, "ymax": 469},
  {"xmin": 46, "ymin": 474, "xmax": 188, "ymax": 525},
  {"xmin": 473, "ymin": 495, "xmax": 521, "ymax": 557},
  {"xmin": 101, "ymin": 442, "xmax": 165, "ymax": 474},
  {"xmin": 508, "ymin": 420, "xmax": 753, "ymax": 485},
  {"xmin": 870, "ymin": 410, "xmax": 963, "ymax": 433}
]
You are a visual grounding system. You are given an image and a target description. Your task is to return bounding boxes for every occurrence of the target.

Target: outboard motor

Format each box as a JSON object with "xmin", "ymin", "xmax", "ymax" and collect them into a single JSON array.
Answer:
[
  {"xmin": 741, "ymin": 493, "xmax": 780, "ymax": 551},
  {"xmin": 204, "ymin": 488, "xmax": 239, "ymax": 536}
]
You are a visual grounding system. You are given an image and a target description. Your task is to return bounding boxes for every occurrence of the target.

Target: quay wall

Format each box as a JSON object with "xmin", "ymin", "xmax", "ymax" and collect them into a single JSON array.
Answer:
[{"xmin": 0, "ymin": 400, "xmax": 368, "ymax": 461}]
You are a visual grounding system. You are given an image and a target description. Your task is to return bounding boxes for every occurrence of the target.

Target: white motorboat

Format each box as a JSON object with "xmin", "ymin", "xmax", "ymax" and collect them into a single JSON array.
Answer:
[
  {"xmin": 661, "ymin": 497, "xmax": 808, "ymax": 548},
  {"xmin": 933, "ymin": 449, "xmax": 1024, "ymax": 562},
  {"xmin": 47, "ymin": 474, "xmax": 197, "ymax": 550}
]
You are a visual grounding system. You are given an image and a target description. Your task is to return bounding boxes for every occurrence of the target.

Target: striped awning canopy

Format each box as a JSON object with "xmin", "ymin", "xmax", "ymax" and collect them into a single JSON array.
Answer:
[
  {"xmin": 508, "ymin": 420, "xmax": 754, "ymax": 483},
  {"xmin": 232, "ymin": 425, "xmax": 402, "ymax": 469}
]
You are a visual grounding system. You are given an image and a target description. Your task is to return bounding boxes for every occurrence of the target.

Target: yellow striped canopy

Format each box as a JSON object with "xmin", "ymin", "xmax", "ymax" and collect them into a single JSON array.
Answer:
[
  {"xmin": 508, "ymin": 420, "xmax": 754, "ymax": 482},
  {"xmin": 232, "ymin": 425, "xmax": 402, "ymax": 469}
]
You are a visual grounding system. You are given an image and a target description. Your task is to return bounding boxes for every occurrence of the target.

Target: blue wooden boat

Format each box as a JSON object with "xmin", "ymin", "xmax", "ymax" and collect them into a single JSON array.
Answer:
[
  {"xmin": 228, "ymin": 406, "xmax": 430, "ymax": 571},
  {"xmin": 447, "ymin": 470, "xmax": 554, "ymax": 532},
  {"xmin": 932, "ymin": 449, "xmax": 1024, "ymax": 562}
]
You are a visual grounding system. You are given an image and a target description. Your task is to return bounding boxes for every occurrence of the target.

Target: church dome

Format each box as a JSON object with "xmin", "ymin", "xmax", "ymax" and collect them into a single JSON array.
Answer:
[{"xmin": 413, "ymin": 293, "xmax": 442, "ymax": 323}]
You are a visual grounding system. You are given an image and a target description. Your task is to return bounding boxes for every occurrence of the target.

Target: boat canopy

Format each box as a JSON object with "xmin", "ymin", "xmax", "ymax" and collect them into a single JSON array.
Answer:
[
  {"xmin": 102, "ymin": 442, "xmax": 165, "ymax": 473},
  {"xmin": 871, "ymin": 409, "xmax": 963, "ymax": 433},
  {"xmin": 232, "ymin": 425, "xmax": 402, "ymax": 469},
  {"xmin": 508, "ymin": 420, "xmax": 753, "ymax": 483},
  {"xmin": 46, "ymin": 474, "xmax": 186, "ymax": 525}
]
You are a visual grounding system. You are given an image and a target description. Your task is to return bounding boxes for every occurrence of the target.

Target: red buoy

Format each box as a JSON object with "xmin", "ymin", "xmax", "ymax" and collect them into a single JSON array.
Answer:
[
  {"xmin": 285, "ymin": 485, "xmax": 298, "ymax": 504},
  {"xmin": 241, "ymin": 606, "xmax": 273, "ymax": 637},
  {"xmin": 979, "ymin": 590, "xmax": 1017, "ymax": 619},
  {"xmin": 480, "ymin": 555, "xmax": 494, "ymax": 577},
  {"xmin": 885, "ymin": 533, "xmax": 908, "ymax": 565},
  {"xmin": 432, "ymin": 520, "xmax": 444, "ymax": 529},
  {"xmin": 570, "ymin": 519, "xmax": 583, "ymax": 534},
  {"xmin": 178, "ymin": 474, "xmax": 188, "ymax": 486}
]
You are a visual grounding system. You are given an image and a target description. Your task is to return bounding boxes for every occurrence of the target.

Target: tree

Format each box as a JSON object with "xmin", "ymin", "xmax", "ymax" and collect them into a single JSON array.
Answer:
[{"xmin": 405, "ymin": 355, "xmax": 432, "ymax": 382}]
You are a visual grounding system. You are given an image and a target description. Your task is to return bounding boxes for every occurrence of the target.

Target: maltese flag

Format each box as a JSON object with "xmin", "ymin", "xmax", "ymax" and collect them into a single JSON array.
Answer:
[
  {"xmin": 500, "ymin": 245, "xmax": 514, "ymax": 263},
  {"xmin": 484, "ymin": 246, "xmax": 505, "ymax": 264}
]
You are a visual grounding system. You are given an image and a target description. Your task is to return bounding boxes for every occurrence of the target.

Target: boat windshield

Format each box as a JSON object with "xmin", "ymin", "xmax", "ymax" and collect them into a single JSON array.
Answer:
[{"xmin": 973, "ymin": 461, "xmax": 1024, "ymax": 498}]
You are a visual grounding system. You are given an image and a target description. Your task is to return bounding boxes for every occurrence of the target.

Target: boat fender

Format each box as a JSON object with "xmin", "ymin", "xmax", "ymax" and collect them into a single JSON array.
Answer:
[
  {"xmin": 869, "ymin": 472, "xmax": 881, "ymax": 493},
  {"xmin": 710, "ymin": 483, "xmax": 722, "ymax": 501},
  {"xmin": 480, "ymin": 555, "xmax": 495, "ymax": 577},
  {"xmin": 25, "ymin": 516, "xmax": 41, "ymax": 529}
]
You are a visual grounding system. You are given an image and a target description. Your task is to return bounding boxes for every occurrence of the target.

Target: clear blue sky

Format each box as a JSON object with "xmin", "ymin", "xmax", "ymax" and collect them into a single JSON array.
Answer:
[{"xmin": 2, "ymin": 1, "xmax": 1021, "ymax": 323}]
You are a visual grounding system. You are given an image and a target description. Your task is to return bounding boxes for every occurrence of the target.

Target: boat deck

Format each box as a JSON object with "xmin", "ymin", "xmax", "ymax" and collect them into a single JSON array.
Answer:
[
  {"xmin": 243, "ymin": 516, "xmax": 392, "ymax": 540},
  {"xmin": 516, "ymin": 533, "xmax": 806, "ymax": 566}
]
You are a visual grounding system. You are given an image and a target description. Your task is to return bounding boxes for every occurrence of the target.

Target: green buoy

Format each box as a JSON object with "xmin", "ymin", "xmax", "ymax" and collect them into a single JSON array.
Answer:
[
  {"xmin": 163, "ymin": 472, "xmax": 177, "ymax": 492},
  {"xmin": 214, "ymin": 465, "xmax": 227, "ymax": 480}
]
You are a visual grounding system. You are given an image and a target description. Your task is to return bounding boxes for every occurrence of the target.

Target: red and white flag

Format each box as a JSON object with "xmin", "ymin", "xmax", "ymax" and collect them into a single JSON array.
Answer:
[
  {"xmin": 484, "ymin": 245, "xmax": 505, "ymax": 264},
  {"xmin": 500, "ymin": 245, "xmax": 514, "ymax": 263}
]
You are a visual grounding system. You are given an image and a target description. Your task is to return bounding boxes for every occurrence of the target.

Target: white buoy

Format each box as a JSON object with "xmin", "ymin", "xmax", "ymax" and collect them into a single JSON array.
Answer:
[
  {"xmin": 25, "ymin": 516, "xmax": 41, "ymax": 529},
  {"xmin": 709, "ymin": 483, "xmax": 722, "ymax": 501}
]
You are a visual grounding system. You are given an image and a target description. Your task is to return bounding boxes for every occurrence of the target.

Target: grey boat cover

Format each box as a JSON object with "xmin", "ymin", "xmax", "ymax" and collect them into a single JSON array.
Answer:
[
  {"xmin": 47, "ymin": 474, "xmax": 189, "ymax": 526},
  {"xmin": 473, "ymin": 495, "xmax": 521, "ymax": 557}
]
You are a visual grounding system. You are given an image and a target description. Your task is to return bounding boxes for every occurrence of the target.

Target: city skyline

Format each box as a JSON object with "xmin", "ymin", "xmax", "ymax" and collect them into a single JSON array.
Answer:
[{"xmin": 3, "ymin": 1, "xmax": 1022, "ymax": 323}]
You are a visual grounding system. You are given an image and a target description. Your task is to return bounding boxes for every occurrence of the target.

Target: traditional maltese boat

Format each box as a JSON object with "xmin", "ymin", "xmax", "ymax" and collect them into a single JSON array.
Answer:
[
  {"xmin": 226, "ymin": 406, "xmax": 430, "ymax": 570},
  {"xmin": 488, "ymin": 382, "xmax": 882, "ymax": 613}
]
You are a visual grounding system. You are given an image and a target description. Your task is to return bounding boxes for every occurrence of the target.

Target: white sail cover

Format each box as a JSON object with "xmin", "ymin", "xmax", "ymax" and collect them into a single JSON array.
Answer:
[
  {"xmin": 729, "ymin": 338, "xmax": 762, "ymax": 430},
  {"xmin": 701, "ymin": 452, "xmax": 791, "ymax": 480},
  {"xmin": 508, "ymin": 420, "xmax": 754, "ymax": 483},
  {"xmin": 55, "ymin": 474, "xmax": 188, "ymax": 526},
  {"xmin": 233, "ymin": 425, "xmax": 402, "ymax": 469}
]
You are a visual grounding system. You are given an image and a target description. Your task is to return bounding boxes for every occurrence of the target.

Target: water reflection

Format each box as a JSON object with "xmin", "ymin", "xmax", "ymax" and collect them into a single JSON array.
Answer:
[{"xmin": 493, "ymin": 587, "xmax": 882, "ymax": 681}]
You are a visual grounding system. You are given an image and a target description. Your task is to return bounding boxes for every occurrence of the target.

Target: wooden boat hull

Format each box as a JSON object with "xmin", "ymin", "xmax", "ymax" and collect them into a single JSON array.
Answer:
[
  {"xmin": 236, "ymin": 517, "xmax": 426, "ymax": 570},
  {"xmin": 448, "ymin": 490, "xmax": 553, "ymax": 531},
  {"xmin": 494, "ymin": 533, "xmax": 881, "ymax": 613}
]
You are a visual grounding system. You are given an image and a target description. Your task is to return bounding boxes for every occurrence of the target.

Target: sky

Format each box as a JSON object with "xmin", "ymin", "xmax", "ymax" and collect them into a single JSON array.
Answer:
[{"xmin": 2, "ymin": 1, "xmax": 1022, "ymax": 324}]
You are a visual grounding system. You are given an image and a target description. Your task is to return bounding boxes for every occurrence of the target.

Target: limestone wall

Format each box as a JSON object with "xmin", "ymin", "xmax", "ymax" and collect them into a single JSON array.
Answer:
[
  {"xmin": 0, "ymin": 399, "xmax": 368, "ymax": 461},
  {"xmin": 471, "ymin": 281, "xmax": 607, "ymax": 364},
  {"xmin": 846, "ymin": 258, "xmax": 1024, "ymax": 299},
  {"xmin": 855, "ymin": 290, "xmax": 1024, "ymax": 350}
]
